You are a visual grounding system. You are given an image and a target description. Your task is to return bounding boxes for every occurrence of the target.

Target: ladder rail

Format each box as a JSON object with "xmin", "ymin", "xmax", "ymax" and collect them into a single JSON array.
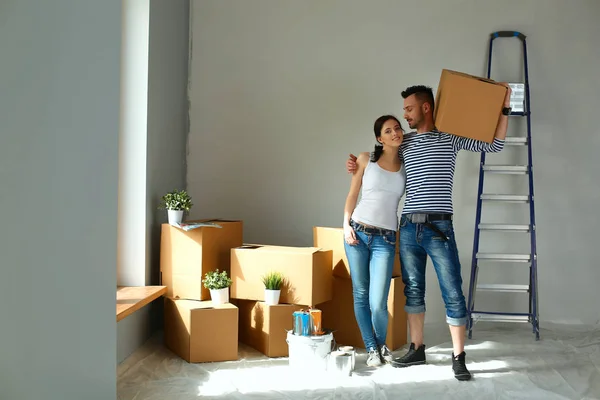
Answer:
[
  {"xmin": 466, "ymin": 32, "xmax": 495, "ymax": 336},
  {"xmin": 467, "ymin": 31, "xmax": 540, "ymax": 340},
  {"xmin": 523, "ymin": 38, "xmax": 540, "ymax": 337}
]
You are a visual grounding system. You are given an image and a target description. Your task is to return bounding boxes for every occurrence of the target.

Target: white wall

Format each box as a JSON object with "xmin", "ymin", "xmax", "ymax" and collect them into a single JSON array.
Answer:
[
  {"xmin": 117, "ymin": 0, "xmax": 190, "ymax": 364},
  {"xmin": 0, "ymin": 1, "xmax": 120, "ymax": 399},
  {"xmin": 188, "ymin": 0, "xmax": 600, "ymax": 326}
]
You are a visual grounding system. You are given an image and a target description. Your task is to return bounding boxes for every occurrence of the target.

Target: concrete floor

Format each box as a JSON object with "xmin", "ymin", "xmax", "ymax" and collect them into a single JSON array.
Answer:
[{"xmin": 118, "ymin": 322, "xmax": 600, "ymax": 399}]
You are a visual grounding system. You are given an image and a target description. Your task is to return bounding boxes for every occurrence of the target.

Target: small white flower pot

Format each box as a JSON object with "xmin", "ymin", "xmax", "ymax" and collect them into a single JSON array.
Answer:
[
  {"xmin": 264, "ymin": 289, "xmax": 281, "ymax": 306},
  {"xmin": 210, "ymin": 287, "xmax": 229, "ymax": 305},
  {"xmin": 168, "ymin": 210, "xmax": 184, "ymax": 225}
]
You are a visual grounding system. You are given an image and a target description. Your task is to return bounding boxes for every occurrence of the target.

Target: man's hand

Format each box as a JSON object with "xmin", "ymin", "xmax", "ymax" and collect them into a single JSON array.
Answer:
[
  {"xmin": 500, "ymin": 82, "xmax": 512, "ymax": 107},
  {"xmin": 346, "ymin": 154, "xmax": 358, "ymax": 174}
]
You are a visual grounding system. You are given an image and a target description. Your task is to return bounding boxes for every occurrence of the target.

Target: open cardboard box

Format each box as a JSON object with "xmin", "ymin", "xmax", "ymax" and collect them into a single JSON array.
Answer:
[{"xmin": 230, "ymin": 244, "xmax": 333, "ymax": 307}]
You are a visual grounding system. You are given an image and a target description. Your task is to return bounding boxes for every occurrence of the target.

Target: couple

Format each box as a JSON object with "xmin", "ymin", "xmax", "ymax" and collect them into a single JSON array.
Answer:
[{"xmin": 343, "ymin": 84, "xmax": 512, "ymax": 381}]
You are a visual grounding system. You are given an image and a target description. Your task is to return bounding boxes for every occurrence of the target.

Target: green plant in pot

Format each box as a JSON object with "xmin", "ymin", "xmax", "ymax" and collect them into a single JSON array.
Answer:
[
  {"xmin": 262, "ymin": 271, "xmax": 284, "ymax": 305},
  {"xmin": 158, "ymin": 189, "xmax": 193, "ymax": 225},
  {"xmin": 202, "ymin": 269, "xmax": 232, "ymax": 305}
]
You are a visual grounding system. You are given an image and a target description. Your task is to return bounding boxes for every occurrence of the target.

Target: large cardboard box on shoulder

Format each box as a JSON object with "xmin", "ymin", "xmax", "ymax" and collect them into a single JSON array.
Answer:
[
  {"xmin": 230, "ymin": 245, "xmax": 333, "ymax": 306},
  {"xmin": 164, "ymin": 298, "xmax": 238, "ymax": 363},
  {"xmin": 237, "ymin": 300, "xmax": 304, "ymax": 357},
  {"xmin": 318, "ymin": 276, "xmax": 407, "ymax": 351},
  {"xmin": 313, "ymin": 226, "xmax": 401, "ymax": 279},
  {"xmin": 160, "ymin": 219, "xmax": 243, "ymax": 301},
  {"xmin": 434, "ymin": 69, "xmax": 508, "ymax": 143}
]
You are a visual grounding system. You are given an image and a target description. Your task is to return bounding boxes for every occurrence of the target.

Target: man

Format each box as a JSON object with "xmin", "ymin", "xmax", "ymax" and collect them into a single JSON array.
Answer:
[{"xmin": 346, "ymin": 84, "xmax": 512, "ymax": 381}]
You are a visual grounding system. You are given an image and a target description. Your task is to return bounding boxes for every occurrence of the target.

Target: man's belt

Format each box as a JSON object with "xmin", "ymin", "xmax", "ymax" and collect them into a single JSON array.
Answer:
[
  {"xmin": 404, "ymin": 213, "xmax": 453, "ymax": 224},
  {"xmin": 403, "ymin": 213, "xmax": 452, "ymax": 241}
]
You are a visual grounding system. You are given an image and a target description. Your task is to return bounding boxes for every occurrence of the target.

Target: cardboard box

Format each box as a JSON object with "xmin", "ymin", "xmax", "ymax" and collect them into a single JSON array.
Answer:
[
  {"xmin": 434, "ymin": 69, "xmax": 508, "ymax": 143},
  {"xmin": 160, "ymin": 220, "xmax": 243, "ymax": 300},
  {"xmin": 237, "ymin": 300, "xmax": 304, "ymax": 357},
  {"xmin": 230, "ymin": 245, "xmax": 333, "ymax": 306},
  {"xmin": 313, "ymin": 226, "xmax": 401, "ymax": 279},
  {"xmin": 318, "ymin": 276, "xmax": 407, "ymax": 351},
  {"xmin": 164, "ymin": 298, "xmax": 238, "ymax": 363}
]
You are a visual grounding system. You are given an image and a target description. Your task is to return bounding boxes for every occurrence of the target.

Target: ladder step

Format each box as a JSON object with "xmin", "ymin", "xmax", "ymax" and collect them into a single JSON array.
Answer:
[
  {"xmin": 477, "ymin": 284, "xmax": 529, "ymax": 293},
  {"xmin": 505, "ymin": 136, "xmax": 528, "ymax": 146},
  {"xmin": 480, "ymin": 194, "xmax": 529, "ymax": 203},
  {"xmin": 483, "ymin": 165, "xmax": 528, "ymax": 174},
  {"xmin": 478, "ymin": 223, "xmax": 530, "ymax": 232},
  {"xmin": 509, "ymin": 111, "xmax": 528, "ymax": 117},
  {"xmin": 476, "ymin": 253, "xmax": 532, "ymax": 262},
  {"xmin": 471, "ymin": 312, "xmax": 530, "ymax": 323}
]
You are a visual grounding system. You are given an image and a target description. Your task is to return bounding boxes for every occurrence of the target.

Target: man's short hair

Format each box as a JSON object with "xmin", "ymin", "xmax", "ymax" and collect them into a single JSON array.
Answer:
[{"xmin": 401, "ymin": 85, "xmax": 435, "ymax": 112}]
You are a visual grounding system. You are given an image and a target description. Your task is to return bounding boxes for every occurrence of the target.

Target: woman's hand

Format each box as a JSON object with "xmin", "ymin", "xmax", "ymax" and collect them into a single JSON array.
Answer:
[{"xmin": 344, "ymin": 224, "xmax": 358, "ymax": 245}]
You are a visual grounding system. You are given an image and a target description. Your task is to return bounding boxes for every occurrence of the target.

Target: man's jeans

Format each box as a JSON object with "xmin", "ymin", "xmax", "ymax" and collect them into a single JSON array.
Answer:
[
  {"xmin": 399, "ymin": 215, "xmax": 467, "ymax": 326},
  {"xmin": 344, "ymin": 220, "xmax": 396, "ymax": 351}
]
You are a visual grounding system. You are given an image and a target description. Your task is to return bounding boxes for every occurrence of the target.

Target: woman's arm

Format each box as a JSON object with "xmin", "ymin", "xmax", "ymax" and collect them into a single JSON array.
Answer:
[{"xmin": 343, "ymin": 152, "xmax": 369, "ymax": 228}]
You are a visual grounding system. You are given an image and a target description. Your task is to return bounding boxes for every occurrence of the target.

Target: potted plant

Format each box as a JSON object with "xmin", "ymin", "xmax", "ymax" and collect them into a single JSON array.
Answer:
[
  {"xmin": 202, "ymin": 269, "xmax": 232, "ymax": 305},
  {"xmin": 261, "ymin": 271, "xmax": 284, "ymax": 305},
  {"xmin": 158, "ymin": 189, "xmax": 193, "ymax": 225}
]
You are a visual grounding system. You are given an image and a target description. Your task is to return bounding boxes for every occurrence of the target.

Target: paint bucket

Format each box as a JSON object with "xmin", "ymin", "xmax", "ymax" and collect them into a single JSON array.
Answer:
[
  {"xmin": 329, "ymin": 350, "xmax": 353, "ymax": 376},
  {"xmin": 286, "ymin": 331, "xmax": 335, "ymax": 372},
  {"xmin": 338, "ymin": 346, "xmax": 355, "ymax": 370}
]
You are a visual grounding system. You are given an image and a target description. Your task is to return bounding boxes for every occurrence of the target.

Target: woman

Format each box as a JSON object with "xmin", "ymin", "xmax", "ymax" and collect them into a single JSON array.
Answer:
[{"xmin": 343, "ymin": 115, "xmax": 406, "ymax": 367}]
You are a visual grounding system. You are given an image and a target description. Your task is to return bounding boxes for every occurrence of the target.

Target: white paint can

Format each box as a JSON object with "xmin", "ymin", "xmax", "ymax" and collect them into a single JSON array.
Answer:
[
  {"xmin": 338, "ymin": 346, "xmax": 355, "ymax": 370},
  {"xmin": 286, "ymin": 331, "xmax": 334, "ymax": 372},
  {"xmin": 329, "ymin": 350, "xmax": 352, "ymax": 376}
]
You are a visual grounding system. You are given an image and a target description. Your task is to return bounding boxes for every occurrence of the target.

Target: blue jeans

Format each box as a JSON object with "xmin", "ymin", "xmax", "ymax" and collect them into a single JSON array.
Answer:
[
  {"xmin": 344, "ymin": 220, "xmax": 396, "ymax": 351},
  {"xmin": 399, "ymin": 215, "xmax": 467, "ymax": 326}
]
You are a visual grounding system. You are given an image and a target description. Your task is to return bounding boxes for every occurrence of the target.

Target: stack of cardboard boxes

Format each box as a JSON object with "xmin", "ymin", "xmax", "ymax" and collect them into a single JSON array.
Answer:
[
  {"xmin": 161, "ymin": 220, "xmax": 244, "ymax": 363},
  {"xmin": 230, "ymin": 245, "xmax": 333, "ymax": 357},
  {"xmin": 160, "ymin": 220, "xmax": 408, "ymax": 363}
]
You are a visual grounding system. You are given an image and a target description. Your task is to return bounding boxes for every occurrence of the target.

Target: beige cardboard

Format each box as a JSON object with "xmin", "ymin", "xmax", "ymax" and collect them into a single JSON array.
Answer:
[
  {"xmin": 434, "ymin": 69, "xmax": 508, "ymax": 143},
  {"xmin": 237, "ymin": 300, "xmax": 304, "ymax": 357},
  {"xmin": 230, "ymin": 245, "xmax": 333, "ymax": 306},
  {"xmin": 164, "ymin": 298, "xmax": 238, "ymax": 363},
  {"xmin": 313, "ymin": 226, "xmax": 401, "ymax": 279},
  {"xmin": 317, "ymin": 277, "xmax": 407, "ymax": 351},
  {"xmin": 160, "ymin": 220, "xmax": 243, "ymax": 300}
]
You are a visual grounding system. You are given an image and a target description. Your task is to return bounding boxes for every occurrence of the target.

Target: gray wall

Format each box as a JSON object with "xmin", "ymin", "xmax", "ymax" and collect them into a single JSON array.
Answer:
[
  {"xmin": 0, "ymin": 1, "xmax": 120, "ymax": 399},
  {"xmin": 117, "ymin": 0, "xmax": 190, "ymax": 364},
  {"xmin": 187, "ymin": 0, "xmax": 600, "ymax": 326}
]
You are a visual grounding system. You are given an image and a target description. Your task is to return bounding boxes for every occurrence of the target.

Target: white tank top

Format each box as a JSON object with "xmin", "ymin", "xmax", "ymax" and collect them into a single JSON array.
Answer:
[{"xmin": 351, "ymin": 161, "xmax": 406, "ymax": 231}]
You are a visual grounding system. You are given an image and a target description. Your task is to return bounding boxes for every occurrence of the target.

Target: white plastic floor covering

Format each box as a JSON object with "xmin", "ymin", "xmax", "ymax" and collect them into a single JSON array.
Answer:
[{"xmin": 117, "ymin": 322, "xmax": 600, "ymax": 400}]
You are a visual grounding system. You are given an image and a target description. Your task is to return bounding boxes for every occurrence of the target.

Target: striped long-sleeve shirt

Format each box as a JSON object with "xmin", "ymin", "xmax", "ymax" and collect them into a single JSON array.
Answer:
[{"xmin": 400, "ymin": 130, "xmax": 505, "ymax": 215}]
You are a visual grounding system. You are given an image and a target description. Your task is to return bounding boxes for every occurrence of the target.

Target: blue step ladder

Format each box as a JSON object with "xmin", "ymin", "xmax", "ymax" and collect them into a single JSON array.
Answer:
[{"xmin": 466, "ymin": 31, "xmax": 540, "ymax": 340}]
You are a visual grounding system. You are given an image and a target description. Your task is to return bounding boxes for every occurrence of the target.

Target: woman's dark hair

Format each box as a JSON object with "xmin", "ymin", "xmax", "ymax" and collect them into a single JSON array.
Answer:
[{"xmin": 371, "ymin": 115, "xmax": 404, "ymax": 162}]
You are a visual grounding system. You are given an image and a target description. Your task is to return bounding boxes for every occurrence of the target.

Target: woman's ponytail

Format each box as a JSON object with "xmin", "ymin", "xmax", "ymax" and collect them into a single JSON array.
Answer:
[{"xmin": 370, "ymin": 143, "xmax": 383, "ymax": 162}]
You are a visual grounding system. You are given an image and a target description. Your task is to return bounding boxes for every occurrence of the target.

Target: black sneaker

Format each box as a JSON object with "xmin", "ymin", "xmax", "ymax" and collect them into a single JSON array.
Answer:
[
  {"xmin": 452, "ymin": 351, "xmax": 472, "ymax": 381},
  {"xmin": 391, "ymin": 343, "xmax": 426, "ymax": 368}
]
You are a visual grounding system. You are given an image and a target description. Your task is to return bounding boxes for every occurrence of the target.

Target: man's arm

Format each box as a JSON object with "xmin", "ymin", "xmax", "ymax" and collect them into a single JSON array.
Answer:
[
  {"xmin": 452, "ymin": 83, "xmax": 512, "ymax": 153},
  {"xmin": 343, "ymin": 152, "xmax": 368, "ymax": 241}
]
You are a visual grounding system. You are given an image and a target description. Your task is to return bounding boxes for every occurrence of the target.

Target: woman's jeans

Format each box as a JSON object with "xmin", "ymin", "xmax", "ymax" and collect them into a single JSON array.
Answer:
[{"xmin": 343, "ymin": 220, "xmax": 396, "ymax": 351}]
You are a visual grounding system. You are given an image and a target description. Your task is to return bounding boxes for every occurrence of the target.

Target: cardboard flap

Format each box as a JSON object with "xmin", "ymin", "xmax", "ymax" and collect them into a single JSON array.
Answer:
[
  {"xmin": 236, "ymin": 244, "xmax": 323, "ymax": 254},
  {"xmin": 175, "ymin": 299, "xmax": 237, "ymax": 311},
  {"xmin": 442, "ymin": 69, "xmax": 503, "ymax": 86}
]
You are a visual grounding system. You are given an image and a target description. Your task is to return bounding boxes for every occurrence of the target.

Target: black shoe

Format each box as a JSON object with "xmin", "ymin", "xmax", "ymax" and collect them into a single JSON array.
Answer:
[
  {"xmin": 452, "ymin": 351, "xmax": 472, "ymax": 381},
  {"xmin": 391, "ymin": 343, "xmax": 426, "ymax": 368}
]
